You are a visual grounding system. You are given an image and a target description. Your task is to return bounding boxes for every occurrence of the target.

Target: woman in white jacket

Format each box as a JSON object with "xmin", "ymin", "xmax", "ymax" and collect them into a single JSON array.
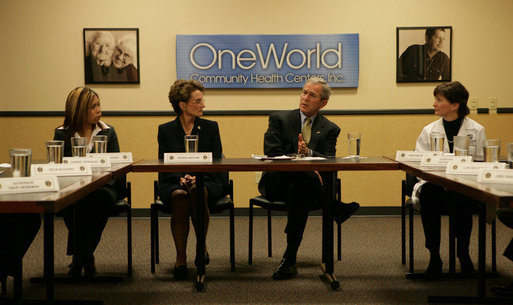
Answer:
[{"xmin": 414, "ymin": 81, "xmax": 486, "ymax": 280}]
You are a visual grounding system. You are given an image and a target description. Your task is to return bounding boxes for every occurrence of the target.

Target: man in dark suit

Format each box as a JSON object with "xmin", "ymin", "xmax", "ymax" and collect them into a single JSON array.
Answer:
[
  {"xmin": 491, "ymin": 211, "xmax": 513, "ymax": 296},
  {"xmin": 258, "ymin": 77, "xmax": 359, "ymax": 280}
]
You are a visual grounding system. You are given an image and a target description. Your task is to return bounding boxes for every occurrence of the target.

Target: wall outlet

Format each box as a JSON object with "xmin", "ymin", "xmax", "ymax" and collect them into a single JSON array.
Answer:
[
  {"xmin": 489, "ymin": 97, "xmax": 497, "ymax": 110},
  {"xmin": 469, "ymin": 97, "xmax": 478, "ymax": 110}
]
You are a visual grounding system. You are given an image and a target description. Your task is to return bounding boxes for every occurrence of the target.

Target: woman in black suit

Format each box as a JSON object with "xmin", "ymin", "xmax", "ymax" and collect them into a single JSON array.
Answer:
[
  {"xmin": 158, "ymin": 79, "xmax": 224, "ymax": 280},
  {"xmin": 54, "ymin": 87, "xmax": 126, "ymax": 277}
]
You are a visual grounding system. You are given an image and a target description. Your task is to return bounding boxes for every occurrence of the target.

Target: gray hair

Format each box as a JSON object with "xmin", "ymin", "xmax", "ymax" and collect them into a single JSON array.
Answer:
[{"xmin": 306, "ymin": 77, "xmax": 332, "ymax": 101}]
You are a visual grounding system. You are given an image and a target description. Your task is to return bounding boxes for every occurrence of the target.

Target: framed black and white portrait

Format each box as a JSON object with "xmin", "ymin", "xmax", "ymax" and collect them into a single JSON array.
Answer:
[
  {"xmin": 83, "ymin": 28, "xmax": 140, "ymax": 84},
  {"xmin": 396, "ymin": 26, "xmax": 452, "ymax": 83}
]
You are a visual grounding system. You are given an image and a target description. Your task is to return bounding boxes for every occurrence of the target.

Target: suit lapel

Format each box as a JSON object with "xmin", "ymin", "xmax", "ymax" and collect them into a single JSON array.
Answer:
[
  {"xmin": 289, "ymin": 110, "xmax": 301, "ymax": 153},
  {"xmin": 308, "ymin": 115, "xmax": 324, "ymax": 150}
]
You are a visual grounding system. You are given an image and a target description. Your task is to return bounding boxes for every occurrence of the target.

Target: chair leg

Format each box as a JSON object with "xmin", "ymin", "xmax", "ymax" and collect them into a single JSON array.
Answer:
[
  {"xmin": 408, "ymin": 204, "xmax": 414, "ymax": 273},
  {"xmin": 492, "ymin": 218, "xmax": 497, "ymax": 273},
  {"xmin": 155, "ymin": 210, "xmax": 160, "ymax": 265},
  {"xmin": 150, "ymin": 205, "xmax": 156, "ymax": 273},
  {"xmin": 127, "ymin": 204, "xmax": 133, "ymax": 277},
  {"xmin": 448, "ymin": 215, "xmax": 456, "ymax": 273},
  {"xmin": 267, "ymin": 209, "xmax": 272, "ymax": 257},
  {"xmin": 230, "ymin": 205, "xmax": 235, "ymax": 272},
  {"xmin": 248, "ymin": 202, "xmax": 254, "ymax": 265},
  {"xmin": 401, "ymin": 182, "xmax": 406, "ymax": 265},
  {"xmin": 337, "ymin": 223, "xmax": 341, "ymax": 261}
]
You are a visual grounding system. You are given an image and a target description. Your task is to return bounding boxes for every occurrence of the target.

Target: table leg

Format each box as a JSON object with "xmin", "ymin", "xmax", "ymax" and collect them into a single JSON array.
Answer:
[
  {"xmin": 321, "ymin": 171, "xmax": 339, "ymax": 290},
  {"xmin": 195, "ymin": 173, "xmax": 206, "ymax": 292}
]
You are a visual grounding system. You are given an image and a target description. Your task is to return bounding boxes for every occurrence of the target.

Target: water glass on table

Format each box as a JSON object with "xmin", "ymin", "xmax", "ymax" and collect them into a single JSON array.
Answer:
[
  {"xmin": 508, "ymin": 142, "xmax": 513, "ymax": 168},
  {"xmin": 71, "ymin": 137, "xmax": 87, "ymax": 157},
  {"xmin": 453, "ymin": 135, "xmax": 470, "ymax": 156},
  {"xmin": 93, "ymin": 135, "xmax": 108, "ymax": 153},
  {"xmin": 347, "ymin": 132, "xmax": 361, "ymax": 158},
  {"xmin": 429, "ymin": 132, "xmax": 445, "ymax": 152},
  {"xmin": 184, "ymin": 135, "xmax": 199, "ymax": 153},
  {"xmin": 10, "ymin": 148, "xmax": 32, "ymax": 177},
  {"xmin": 483, "ymin": 139, "xmax": 501, "ymax": 162},
  {"xmin": 46, "ymin": 140, "xmax": 64, "ymax": 163}
]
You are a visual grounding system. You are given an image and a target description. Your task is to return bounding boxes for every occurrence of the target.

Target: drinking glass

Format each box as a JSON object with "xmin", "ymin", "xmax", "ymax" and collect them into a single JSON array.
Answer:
[
  {"xmin": 184, "ymin": 135, "xmax": 199, "ymax": 153},
  {"xmin": 483, "ymin": 139, "xmax": 501, "ymax": 162},
  {"xmin": 347, "ymin": 132, "xmax": 361, "ymax": 158},
  {"xmin": 453, "ymin": 135, "xmax": 470, "ymax": 156},
  {"xmin": 508, "ymin": 142, "xmax": 513, "ymax": 168},
  {"xmin": 92, "ymin": 135, "xmax": 108, "ymax": 153},
  {"xmin": 46, "ymin": 140, "xmax": 64, "ymax": 163},
  {"xmin": 429, "ymin": 132, "xmax": 444, "ymax": 152},
  {"xmin": 10, "ymin": 148, "xmax": 32, "ymax": 177},
  {"xmin": 71, "ymin": 137, "xmax": 87, "ymax": 157}
]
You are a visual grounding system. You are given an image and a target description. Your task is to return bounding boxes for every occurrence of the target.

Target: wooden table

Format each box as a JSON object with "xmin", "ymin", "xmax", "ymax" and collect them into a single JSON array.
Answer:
[
  {"xmin": 0, "ymin": 163, "xmax": 132, "ymax": 305},
  {"xmin": 398, "ymin": 160, "xmax": 513, "ymax": 304},
  {"xmin": 132, "ymin": 157, "xmax": 399, "ymax": 291}
]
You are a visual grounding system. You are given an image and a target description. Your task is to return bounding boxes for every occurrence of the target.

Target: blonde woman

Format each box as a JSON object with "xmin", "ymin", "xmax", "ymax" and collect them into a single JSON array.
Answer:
[{"xmin": 54, "ymin": 87, "xmax": 126, "ymax": 277}]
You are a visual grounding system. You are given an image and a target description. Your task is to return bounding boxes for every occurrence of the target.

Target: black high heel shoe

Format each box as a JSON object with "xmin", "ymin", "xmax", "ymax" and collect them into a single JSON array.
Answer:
[
  {"xmin": 68, "ymin": 255, "xmax": 83, "ymax": 277},
  {"xmin": 194, "ymin": 252, "xmax": 210, "ymax": 266}
]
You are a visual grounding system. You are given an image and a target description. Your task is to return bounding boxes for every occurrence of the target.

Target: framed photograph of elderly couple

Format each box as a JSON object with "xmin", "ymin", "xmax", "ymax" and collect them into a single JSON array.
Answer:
[
  {"xmin": 83, "ymin": 28, "xmax": 140, "ymax": 84},
  {"xmin": 396, "ymin": 26, "xmax": 452, "ymax": 83}
]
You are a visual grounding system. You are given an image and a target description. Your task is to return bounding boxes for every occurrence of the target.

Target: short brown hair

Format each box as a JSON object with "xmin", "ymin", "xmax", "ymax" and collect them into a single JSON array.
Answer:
[
  {"xmin": 433, "ymin": 81, "xmax": 470, "ymax": 118},
  {"xmin": 168, "ymin": 79, "xmax": 205, "ymax": 115}
]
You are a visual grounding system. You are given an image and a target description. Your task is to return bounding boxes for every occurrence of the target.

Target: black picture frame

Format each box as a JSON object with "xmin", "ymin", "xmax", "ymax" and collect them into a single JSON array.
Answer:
[
  {"xmin": 396, "ymin": 26, "xmax": 452, "ymax": 83},
  {"xmin": 83, "ymin": 28, "xmax": 140, "ymax": 84}
]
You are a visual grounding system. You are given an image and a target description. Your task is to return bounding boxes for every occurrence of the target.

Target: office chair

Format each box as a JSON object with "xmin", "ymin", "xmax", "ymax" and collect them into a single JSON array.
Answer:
[
  {"xmin": 150, "ymin": 172, "xmax": 235, "ymax": 273},
  {"xmin": 401, "ymin": 174, "xmax": 496, "ymax": 276},
  {"xmin": 248, "ymin": 178, "xmax": 344, "ymax": 265}
]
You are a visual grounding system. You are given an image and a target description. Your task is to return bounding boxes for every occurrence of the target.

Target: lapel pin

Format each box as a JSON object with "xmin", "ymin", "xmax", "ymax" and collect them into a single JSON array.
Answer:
[{"xmin": 316, "ymin": 131, "xmax": 320, "ymax": 134}]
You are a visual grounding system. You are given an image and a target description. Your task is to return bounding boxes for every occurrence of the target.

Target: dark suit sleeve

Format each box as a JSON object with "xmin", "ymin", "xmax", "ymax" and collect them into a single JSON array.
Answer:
[
  {"xmin": 157, "ymin": 124, "xmax": 182, "ymax": 202},
  {"xmin": 211, "ymin": 121, "xmax": 223, "ymax": 159},
  {"xmin": 263, "ymin": 113, "xmax": 286, "ymax": 156},
  {"xmin": 53, "ymin": 128, "xmax": 72, "ymax": 157},
  {"xmin": 312, "ymin": 123, "xmax": 340, "ymax": 158},
  {"xmin": 103, "ymin": 126, "xmax": 126, "ymax": 200}
]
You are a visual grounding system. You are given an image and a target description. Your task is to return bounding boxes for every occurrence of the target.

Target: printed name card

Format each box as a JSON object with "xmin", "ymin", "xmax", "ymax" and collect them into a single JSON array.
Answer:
[
  {"xmin": 445, "ymin": 161, "xmax": 507, "ymax": 175},
  {"xmin": 395, "ymin": 151, "xmax": 441, "ymax": 161},
  {"xmin": 31, "ymin": 164, "xmax": 92, "ymax": 176},
  {"xmin": 0, "ymin": 176, "xmax": 60, "ymax": 194},
  {"xmin": 86, "ymin": 152, "xmax": 133, "ymax": 163},
  {"xmin": 164, "ymin": 153, "xmax": 213, "ymax": 164},
  {"xmin": 477, "ymin": 169, "xmax": 513, "ymax": 184},
  {"xmin": 63, "ymin": 156, "xmax": 111, "ymax": 168},
  {"xmin": 420, "ymin": 155, "xmax": 473, "ymax": 167}
]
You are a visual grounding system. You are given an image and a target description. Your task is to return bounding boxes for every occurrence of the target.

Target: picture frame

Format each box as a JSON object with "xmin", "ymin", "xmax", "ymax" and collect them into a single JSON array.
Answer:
[
  {"xmin": 83, "ymin": 28, "xmax": 140, "ymax": 84},
  {"xmin": 396, "ymin": 26, "xmax": 452, "ymax": 83}
]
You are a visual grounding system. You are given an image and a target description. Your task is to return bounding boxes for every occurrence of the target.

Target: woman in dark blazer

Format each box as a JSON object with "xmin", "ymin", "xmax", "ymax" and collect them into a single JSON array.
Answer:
[
  {"xmin": 158, "ymin": 79, "xmax": 224, "ymax": 280},
  {"xmin": 54, "ymin": 87, "xmax": 126, "ymax": 277}
]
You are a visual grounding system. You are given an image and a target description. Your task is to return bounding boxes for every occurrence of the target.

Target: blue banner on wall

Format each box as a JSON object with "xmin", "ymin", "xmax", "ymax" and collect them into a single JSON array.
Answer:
[{"xmin": 176, "ymin": 34, "xmax": 359, "ymax": 88}]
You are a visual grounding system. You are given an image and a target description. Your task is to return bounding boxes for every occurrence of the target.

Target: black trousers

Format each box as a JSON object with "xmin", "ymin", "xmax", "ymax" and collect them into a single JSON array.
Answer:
[
  {"xmin": 260, "ymin": 171, "xmax": 325, "ymax": 260},
  {"xmin": 419, "ymin": 183, "xmax": 478, "ymax": 257},
  {"xmin": 498, "ymin": 212, "xmax": 513, "ymax": 262},
  {"xmin": 62, "ymin": 186, "xmax": 117, "ymax": 259},
  {"xmin": 0, "ymin": 213, "xmax": 41, "ymax": 276}
]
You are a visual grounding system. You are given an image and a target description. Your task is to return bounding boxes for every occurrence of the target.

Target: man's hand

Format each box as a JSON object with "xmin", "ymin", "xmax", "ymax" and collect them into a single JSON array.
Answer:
[{"xmin": 297, "ymin": 133, "xmax": 310, "ymax": 156}]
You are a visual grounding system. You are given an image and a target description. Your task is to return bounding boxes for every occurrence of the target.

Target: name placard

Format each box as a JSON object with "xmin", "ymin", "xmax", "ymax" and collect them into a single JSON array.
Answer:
[
  {"xmin": 0, "ymin": 176, "xmax": 60, "ymax": 194},
  {"xmin": 395, "ymin": 151, "xmax": 441, "ymax": 161},
  {"xmin": 86, "ymin": 152, "xmax": 133, "ymax": 163},
  {"xmin": 164, "ymin": 153, "xmax": 213, "ymax": 164},
  {"xmin": 445, "ymin": 162, "xmax": 507, "ymax": 175},
  {"xmin": 31, "ymin": 164, "xmax": 92, "ymax": 176},
  {"xmin": 420, "ymin": 155, "xmax": 473, "ymax": 167},
  {"xmin": 477, "ymin": 169, "xmax": 513, "ymax": 184},
  {"xmin": 63, "ymin": 156, "xmax": 111, "ymax": 168}
]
